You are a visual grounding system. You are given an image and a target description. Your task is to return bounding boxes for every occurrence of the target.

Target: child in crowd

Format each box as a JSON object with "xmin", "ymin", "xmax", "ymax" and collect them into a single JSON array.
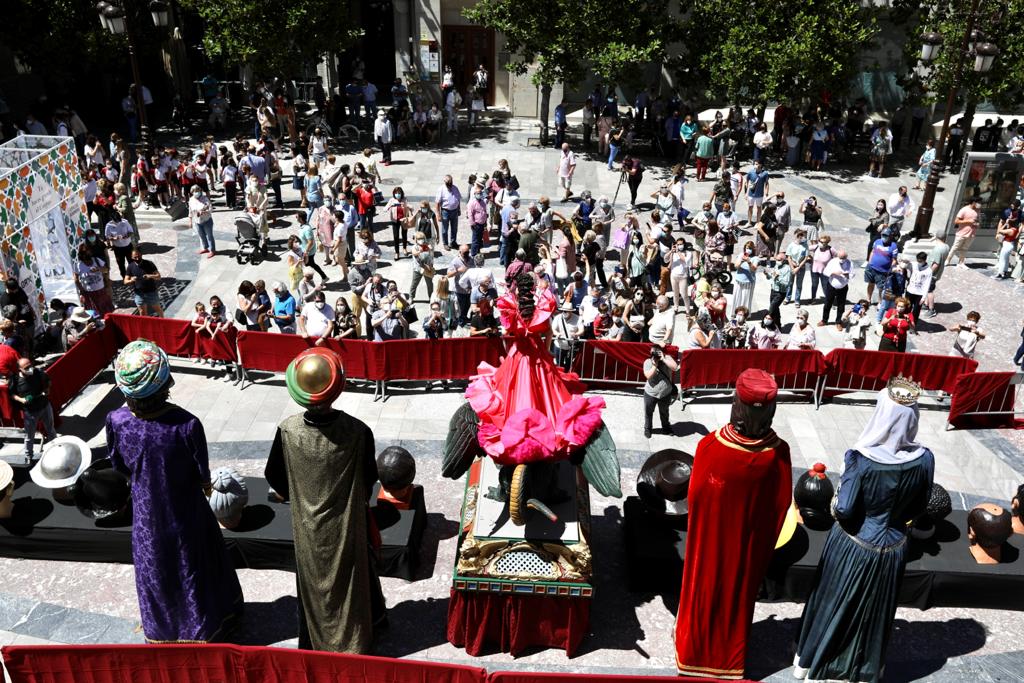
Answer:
[
  {"xmin": 220, "ymin": 157, "xmax": 238, "ymax": 209},
  {"xmin": 842, "ymin": 299, "xmax": 871, "ymax": 348},
  {"xmin": 190, "ymin": 302, "xmax": 214, "ymax": 365},
  {"xmin": 949, "ymin": 310, "xmax": 985, "ymax": 359},
  {"xmin": 430, "ymin": 276, "xmax": 458, "ymax": 338}
]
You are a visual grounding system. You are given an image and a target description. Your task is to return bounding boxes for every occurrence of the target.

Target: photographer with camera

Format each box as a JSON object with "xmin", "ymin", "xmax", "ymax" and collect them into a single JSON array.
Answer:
[
  {"xmin": 423, "ymin": 301, "xmax": 447, "ymax": 340},
  {"xmin": 878, "ymin": 296, "xmax": 914, "ymax": 352},
  {"xmin": 766, "ymin": 252, "xmax": 792, "ymax": 326},
  {"xmin": 642, "ymin": 343, "xmax": 679, "ymax": 439}
]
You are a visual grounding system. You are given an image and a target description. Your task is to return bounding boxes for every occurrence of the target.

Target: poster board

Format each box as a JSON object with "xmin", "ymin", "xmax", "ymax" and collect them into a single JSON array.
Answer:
[
  {"xmin": 943, "ymin": 152, "xmax": 1024, "ymax": 252},
  {"xmin": 0, "ymin": 136, "xmax": 87, "ymax": 325}
]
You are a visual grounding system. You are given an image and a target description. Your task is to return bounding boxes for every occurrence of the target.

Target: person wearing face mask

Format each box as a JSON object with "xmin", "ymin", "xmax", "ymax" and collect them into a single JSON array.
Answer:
[
  {"xmin": 748, "ymin": 314, "xmax": 781, "ymax": 349},
  {"xmin": 384, "ymin": 187, "xmax": 411, "ymax": 260},
  {"xmin": 733, "ymin": 240, "xmax": 760, "ymax": 314},
  {"xmin": 723, "ymin": 306, "xmax": 750, "ymax": 349},
  {"xmin": 715, "ymin": 201, "xmax": 739, "ymax": 265},
  {"xmin": 626, "ymin": 230, "xmax": 649, "ymax": 288},
  {"xmin": 651, "ymin": 184, "xmax": 679, "ymax": 224},
  {"xmin": 11, "ymin": 358, "xmax": 57, "ymax": 463},
  {"xmin": 434, "ymin": 174, "xmax": 462, "ymax": 251},
  {"xmin": 466, "ymin": 181, "xmax": 489, "ymax": 257},
  {"xmin": 691, "ymin": 202, "xmax": 715, "ymax": 253},
  {"xmin": 668, "ymin": 239, "xmax": 692, "ymax": 314},
  {"xmin": 784, "ymin": 229, "xmax": 810, "ymax": 307},
  {"xmin": 687, "ymin": 308, "xmax": 720, "ymax": 350},
  {"xmin": 590, "ymin": 196, "xmax": 615, "ymax": 251},
  {"xmin": 809, "ymin": 235, "xmax": 836, "ymax": 302},
  {"xmin": 866, "ymin": 198, "xmax": 889, "ymax": 262},
  {"xmin": 785, "ymin": 309, "xmax": 816, "ymax": 349},
  {"xmin": 75, "ymin": 244, "xmax": 113, "ymax": 315},
  {"xmin": 879, "ymin": 296, "xmax": 914, "ymax": 352},
  {"xmin": 886, "ymin": 186, "xmax": 916, "ymax": 240},
  {"xmin": 767, "ymin": 252, "xmax": 792, "ymax": 326},
  {"xmin": 270, "ymin": 282, "xmax": 297, "ymax": 333},
  {"xmin": 822, "ymin": 249, "xmax": 852, "ymax": 328},
  {"xmin": 798, "ymin": 196, "xmax": 823, "ymax": 243},
  {"xmin": 622, "ymin": 288, "xmax": 651, "ymax": 342},
  {"xmin": 865, "ymin": 228, "xmax": 900, "ymax": 307},
  {"xmin": 704, "ymin": 283, "xmax": 728, "ymax": 329},
  {"xmin": 298, "ymin": 292, "xmax": 335, "ymax": 346}
]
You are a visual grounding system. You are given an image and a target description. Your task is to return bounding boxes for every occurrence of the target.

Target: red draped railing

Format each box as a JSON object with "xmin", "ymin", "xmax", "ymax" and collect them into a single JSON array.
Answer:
[
  {"xmin": 105, "ymin": 314, "xmax": 195, "ymax": 357},
  {"xmin": 235, "ymin": 330, "xmax": 388, "ymax": 379},
  {"xmin": 488, "ymin": 673, "xmax": 735, "ymax": 683},
  {"xmin": 382, "ymin": 337, "xmax": 506, "ymax": 381},
  {"xmin": 1, "ymin": 644, "xmax": 487, "ymax": 683},
  {"xmin": 678, "ymin": 349, "xmax": 826, "ymax": 396},
  {"xmin": 948, "ymin": 371, "xmax": 1022, "ymax": 429},
  {"xmin": 47, "ymin": 323, "xmax": 120, "ymax": 412},
  {"xmin": 820, "ymin": 348, "xmax": 978, "ymax": 403},
  {"xmin": 571, "ymin": 340, "xmax": 679, "ymax": 387}
]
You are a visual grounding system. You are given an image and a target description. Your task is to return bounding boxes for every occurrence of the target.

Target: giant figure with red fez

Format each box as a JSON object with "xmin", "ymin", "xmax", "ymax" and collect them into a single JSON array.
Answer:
[
  {"xmin": 264, "ymin": 347, "xmax": 386, "ymax": 653},
  {"xmin": 675, "ymin": 369, "xmax": 792, "ymax": 680}
]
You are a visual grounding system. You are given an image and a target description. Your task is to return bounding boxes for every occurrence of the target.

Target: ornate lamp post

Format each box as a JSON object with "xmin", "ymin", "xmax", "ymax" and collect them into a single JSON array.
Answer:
[
  {"xmin": 95, "ymin": 0, "xmax": 173, "ymax": 146},
  {"xmin": 912, "ymin": 0, "xmax": 999, "ymax": 239}
]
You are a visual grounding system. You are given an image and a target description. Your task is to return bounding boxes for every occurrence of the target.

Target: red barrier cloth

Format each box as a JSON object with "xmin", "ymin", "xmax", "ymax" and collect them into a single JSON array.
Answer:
[
  {"xmin": 488, "ymin": 672, "xmax": 746, "ymax": 683},
  {"xmin": 570, "ymin": 341, "xmax": 678, "ymax": 385},
  {"xmin": 823, "ymin": 349, "xmax": 978, "ymax": 397},
  {"xmin": 236, "ymin": 330, "xmax": 318, "ymax": 373},
  {"xmin": 46, "ymin": 324, "xmax": 119, "ymax": 413},
  {"xmin": 195, "ymin": 326, "xmax": 239, "ymax": 363},
  {"xmin": 948, "ymin": 371, "xmax": 1020, "ymax": 429},
  {"xmin": 382, "ymin": 337, "xmax": 505, "ymax": 381},
  {"xmin": 236, "ymin": 331, "xmax": 387, "ymax": 380},
  {"xmin": 1, "ymin": 644, "xmax": 487, "ymax": 683},
  {"xmin": 105, "ymin": 314, "xmax": 195, "ymax": 357},
  {"xmin": 677, "ymin": 349, "xmax": 825, "ymax": 390},
  {"xmin": 447, "ymin": 588, "xmax": 590, "ymax": 657},
  {"xmin": 0, "ymin": 385, "xmax": 16, "ymax": 426}
]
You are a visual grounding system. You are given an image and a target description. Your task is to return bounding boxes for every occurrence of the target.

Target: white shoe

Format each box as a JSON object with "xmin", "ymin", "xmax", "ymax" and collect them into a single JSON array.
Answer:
[{"xmin": 792, "ymin": 653, "xmax": 808, "ymax": 680}]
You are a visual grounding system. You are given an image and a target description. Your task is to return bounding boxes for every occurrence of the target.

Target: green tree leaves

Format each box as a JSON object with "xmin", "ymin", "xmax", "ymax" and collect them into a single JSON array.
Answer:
[
  {"xmin": 180, "ymin": 0, "xmax": 361, "ymax": 76},
  {"xmin": 679, "ymin": 0, "xmax": 878, "ymax": 105}
]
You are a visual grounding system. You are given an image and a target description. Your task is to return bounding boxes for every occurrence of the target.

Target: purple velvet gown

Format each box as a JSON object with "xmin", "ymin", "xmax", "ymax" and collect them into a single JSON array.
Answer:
[{"xmin": 106, "ymin": 405, "xmax": 243, "ymax": 643}]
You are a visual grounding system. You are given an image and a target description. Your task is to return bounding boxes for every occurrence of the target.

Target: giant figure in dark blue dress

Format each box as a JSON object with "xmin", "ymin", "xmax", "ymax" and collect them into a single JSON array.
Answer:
[{"xmin": 793, "ymin": 378, "xmax": 934, "ymax": 682}]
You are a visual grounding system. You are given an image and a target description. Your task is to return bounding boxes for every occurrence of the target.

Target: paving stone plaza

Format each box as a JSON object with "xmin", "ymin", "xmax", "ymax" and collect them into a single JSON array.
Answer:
[{"xmin": 2, "ymin": 113, "xmax": 1024, "ymax": 682}]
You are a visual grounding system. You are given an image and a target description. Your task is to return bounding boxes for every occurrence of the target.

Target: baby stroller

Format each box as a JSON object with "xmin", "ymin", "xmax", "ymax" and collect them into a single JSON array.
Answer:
[{"xmin": 234, "ymin": 213, "xmax": 264, "ymax": 265}]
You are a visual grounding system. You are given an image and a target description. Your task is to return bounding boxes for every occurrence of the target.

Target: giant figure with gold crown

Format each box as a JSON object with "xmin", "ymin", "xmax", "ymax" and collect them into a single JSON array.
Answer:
[{"xmin": 264, "ymin": 347, "xmax": 386, "ymax": 653}]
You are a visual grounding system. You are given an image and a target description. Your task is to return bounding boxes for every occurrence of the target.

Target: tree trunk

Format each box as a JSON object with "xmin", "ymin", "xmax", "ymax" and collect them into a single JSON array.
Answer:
[
  {"xmin": 539, "ymin": 83, "xmax": 552, "ymax": 146},
  {"xmin": 961, "ymin": 98, "xmax": 977, "ymax": 154}
]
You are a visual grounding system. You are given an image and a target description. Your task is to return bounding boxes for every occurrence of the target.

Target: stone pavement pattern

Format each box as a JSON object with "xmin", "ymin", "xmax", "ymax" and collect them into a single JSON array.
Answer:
[{"xmin": 2, "ymin": 115, "xmax": 1024, "ymax": 682}]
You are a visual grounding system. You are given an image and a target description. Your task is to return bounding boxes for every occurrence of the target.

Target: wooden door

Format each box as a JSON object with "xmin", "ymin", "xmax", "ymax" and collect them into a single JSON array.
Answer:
[{"xmin": 442, "ymin": 26, "xmax": 495, "ymax": 105}]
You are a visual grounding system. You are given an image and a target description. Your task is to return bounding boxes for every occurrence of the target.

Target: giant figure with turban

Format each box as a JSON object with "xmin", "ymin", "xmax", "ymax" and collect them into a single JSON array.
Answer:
[
  {"xmin": 106, "ymin": 340, "xmax": 244, "ymax": 643},
  {"xmin": 264, "ymin": 347, "xmax": 386, "ymax": 653}
]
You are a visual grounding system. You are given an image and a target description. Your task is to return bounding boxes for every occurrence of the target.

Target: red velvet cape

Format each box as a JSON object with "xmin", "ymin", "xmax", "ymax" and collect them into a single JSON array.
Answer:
[{"xmin": 674, "ymin": 426, "xmax": 792, "ymax": 680}]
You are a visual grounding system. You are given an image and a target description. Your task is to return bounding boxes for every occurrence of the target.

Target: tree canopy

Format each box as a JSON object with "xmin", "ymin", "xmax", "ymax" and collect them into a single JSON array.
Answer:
[
  {"xmin": 677, "ymin": 0, "xmax": 878, "ymax": 105},
  {"xmin": 893, "ymin": 0, "xmax": 1024, "ymax": 110},
  {"xmin": 180, "ymin": 0, "xmax": 361, "ymax": 76},
  {"xmin": 464, "ymin": 0, "xmax": 674, "ymax": 138}
]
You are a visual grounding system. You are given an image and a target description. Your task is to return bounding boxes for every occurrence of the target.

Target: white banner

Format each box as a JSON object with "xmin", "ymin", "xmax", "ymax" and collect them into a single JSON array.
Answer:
[{"xmin": 26, "ymin": 205, "xmax": 78, "ymax": 305}]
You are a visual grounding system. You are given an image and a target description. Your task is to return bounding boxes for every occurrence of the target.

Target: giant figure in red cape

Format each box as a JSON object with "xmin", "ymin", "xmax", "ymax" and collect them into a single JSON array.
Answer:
[{"xmin": 675, "ymin": 368, "xmax": 792, "ymax": 680}]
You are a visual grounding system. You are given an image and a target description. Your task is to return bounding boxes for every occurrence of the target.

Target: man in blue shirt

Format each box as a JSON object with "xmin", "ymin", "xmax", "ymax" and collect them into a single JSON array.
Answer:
[
  {"xmin": 270, "ymin": 282, "xmax": 297, "ymax": 333},
  {"xmin": 745, "ymin": 160, "xmax": 770, "ymax": 223},
  {"xmin": 554, "ymin": 100, "xmax": 568, "ymax": 148},
  {"xmin": 435, "ymin": 175, "xmax": 462, "ymax": 250},
  {"xmin": 499, "ymin": 196, "xmax": 521, "ymax": 267},
  {"xmin": 337, "ymin": 197, "xmax": 359, "ymax": 262},
  {"xmin": 864, "ymin": 228, "xmax": 899, "ymax": 305},
  {"xmin": 244, "ymin": 147, "xmax": 267, "ymax": 183}
]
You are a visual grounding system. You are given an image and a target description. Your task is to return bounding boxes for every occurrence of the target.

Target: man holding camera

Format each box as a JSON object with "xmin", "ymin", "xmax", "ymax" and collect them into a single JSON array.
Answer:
[
  {"xmin": 643, "ymin": 344, "xmax": 678, "ymax": 439},
  {"xmin": 371, "ymin": 303, "xmax": 407, "ymax": 341}
]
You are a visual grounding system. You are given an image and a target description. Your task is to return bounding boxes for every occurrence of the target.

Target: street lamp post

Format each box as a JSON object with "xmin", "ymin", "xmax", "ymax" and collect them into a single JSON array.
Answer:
[
  {"xmin": 912, "ymin": 0, "xmax": 999, "ymax": 239},
  {"xmin": 95, "ymin": 0, "xmax": 172, "ymax": 147}
]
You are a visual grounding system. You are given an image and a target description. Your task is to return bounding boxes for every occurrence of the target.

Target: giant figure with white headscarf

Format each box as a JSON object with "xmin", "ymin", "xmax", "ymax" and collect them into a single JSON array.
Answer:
[
  {"xmin": 793, "ymin": 376, "xmax": 934, "ymax": 682},
  {"xmin": 106, "ymin": 340, "xmax": 243, "ymax": 642}
]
